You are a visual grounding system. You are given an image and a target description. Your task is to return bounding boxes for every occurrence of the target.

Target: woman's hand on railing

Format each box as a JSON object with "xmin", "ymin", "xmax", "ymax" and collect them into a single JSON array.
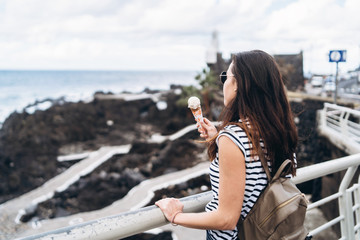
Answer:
[
  {"xmin": 155, "ymin": 198, "xmax": 184, "ymax": 223},
  {"xmin": 198, "ymin": 118, "xmax": 218, "ymax": 140}
]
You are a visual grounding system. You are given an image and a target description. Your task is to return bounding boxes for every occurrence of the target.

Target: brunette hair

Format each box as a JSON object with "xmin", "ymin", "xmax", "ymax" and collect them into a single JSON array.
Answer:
[{"xmin": 208, "ymin": 50, "xmax": 298, "ymax": 176}]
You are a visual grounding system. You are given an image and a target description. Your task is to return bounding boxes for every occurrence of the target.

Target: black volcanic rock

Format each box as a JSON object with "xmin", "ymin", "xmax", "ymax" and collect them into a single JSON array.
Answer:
[
  {"xmin": 33, "ymin": 138, "xmax": 206, "ymax": 221},
  {"xmin": 147, "ymin": 174, "xmax": 210, "ymax": 207},
  {"xmin": 1, "ymin": 85, "xmax": 354, "ymax": 240},
  {"xmin": 0, "ymin": 90, "xmax": 196, "ymax": 204}
]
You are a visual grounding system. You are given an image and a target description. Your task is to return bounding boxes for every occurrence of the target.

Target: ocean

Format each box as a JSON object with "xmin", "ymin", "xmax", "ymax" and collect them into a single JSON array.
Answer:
[{"xmin": 0, "ymin": 70, "xmax": 198, "ymax": 124}]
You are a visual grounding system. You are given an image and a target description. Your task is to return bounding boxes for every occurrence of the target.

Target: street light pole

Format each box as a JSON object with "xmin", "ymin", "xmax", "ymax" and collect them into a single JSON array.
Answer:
[
  {"xmin": 329, "ymin": 50, "xmax": 346, "ymax": 105},
  {"xmin": 334, "ymin": 61, "xmax": 338, "ymax": 104}
]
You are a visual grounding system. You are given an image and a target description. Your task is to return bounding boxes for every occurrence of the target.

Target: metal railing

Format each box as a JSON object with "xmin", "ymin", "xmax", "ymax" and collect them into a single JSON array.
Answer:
[
  {"xmin": 18, "ymin": 153, "xmax": 360, "ymax": 240},
  {"xmin": 318, "ymin": 103, "xmax": 360, "ymax": 154},
  {"xmin": 17, "ymin": 104, "xmax": 360, "ymax": 240}
]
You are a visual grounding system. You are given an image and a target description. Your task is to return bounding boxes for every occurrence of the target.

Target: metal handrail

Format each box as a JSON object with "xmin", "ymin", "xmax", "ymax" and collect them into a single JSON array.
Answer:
[
  {"xmin": 318, "ymin": 103, "xmax": 360, "ymax": 154},
  {"xmin": 18, "ymin": 153, "xmax": 360, "ymax": 240},
  {"xmin": 16, "ymin": 104, "xmax": 360, "ymax": 240}
]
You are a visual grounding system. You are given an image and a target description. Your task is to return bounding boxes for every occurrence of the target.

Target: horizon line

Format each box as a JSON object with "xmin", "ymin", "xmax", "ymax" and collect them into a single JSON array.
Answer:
[{"xmin": 0, "ymin": 69, "xmax": 199, "ymax": 72}]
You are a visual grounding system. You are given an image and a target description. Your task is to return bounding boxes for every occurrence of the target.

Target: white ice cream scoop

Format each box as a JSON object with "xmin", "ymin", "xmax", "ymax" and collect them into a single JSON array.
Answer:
[{"xmin": 187, "ymin": 96, "xmax": 201, "ymax": 109}]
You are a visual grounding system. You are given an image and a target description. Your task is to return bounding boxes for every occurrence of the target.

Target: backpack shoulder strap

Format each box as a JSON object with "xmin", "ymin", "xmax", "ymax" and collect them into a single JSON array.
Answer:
[
  {"xmin": 258, "ymin": 150, "xmax": 272, "ymax": 182},
  {"xmin": 272, "ymin": 159, "xmax": 292, "ymax": 181},
  {"xmin": 258, "ymin": 150, "xmax": 292, "ymax": 183}
]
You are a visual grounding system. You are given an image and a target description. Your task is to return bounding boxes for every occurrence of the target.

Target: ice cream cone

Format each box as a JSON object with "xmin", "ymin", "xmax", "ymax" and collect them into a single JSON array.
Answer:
[
  {"xmin": 190, "ymin": 107, "xmax": 203, "ymax": 124},
  {"xmin": 188, "ymin": 96, "xmax": 204, "ymax": 131}
]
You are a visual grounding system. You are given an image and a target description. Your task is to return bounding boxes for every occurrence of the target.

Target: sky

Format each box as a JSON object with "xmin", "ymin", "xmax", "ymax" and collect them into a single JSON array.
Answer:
[{"xmin": 0, "ymin": 0, "xmax": 359, "ymax": 74}]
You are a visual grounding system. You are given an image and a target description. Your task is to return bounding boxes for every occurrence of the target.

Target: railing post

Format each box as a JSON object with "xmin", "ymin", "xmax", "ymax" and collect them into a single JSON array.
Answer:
[
  {"xmin": 338, "ymin": 166, "xmax": 358, "ymax": 240},
  {"xmin": 341, "ymin": 112, "xmax": 350, "ymax": 137},
  {"xmin": 355, "ymin": 175, "xmax": 360, "ymax": 238},
  {"xmin": 353, "ymin": 183, "xmax": 360, "ymax": 233},
  {"xmin": 345, "ymin": 189, "xmax": 356, "ymax": 239},
  {"xmin": 321, "ymin": 103, "xmax": 328, "ymax": 128}
]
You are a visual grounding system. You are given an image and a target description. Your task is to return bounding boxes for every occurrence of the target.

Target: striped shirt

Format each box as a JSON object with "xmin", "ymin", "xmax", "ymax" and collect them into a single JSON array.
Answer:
[{"xmin": 205, "ymin": 124, "xmax": 271, "ymax": 240}]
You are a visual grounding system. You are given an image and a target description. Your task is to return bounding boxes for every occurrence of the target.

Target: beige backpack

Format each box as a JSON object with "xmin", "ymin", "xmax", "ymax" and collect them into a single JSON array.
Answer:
[{"xmin": 237, "ymin": 159, "xmax": 309, "ymax": 240}]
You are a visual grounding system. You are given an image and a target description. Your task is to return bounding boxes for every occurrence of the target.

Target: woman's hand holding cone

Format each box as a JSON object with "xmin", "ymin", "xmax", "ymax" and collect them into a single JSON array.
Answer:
[{"xmin": 198, "ymin": 118, "xmax": 217, "ymax": 140}]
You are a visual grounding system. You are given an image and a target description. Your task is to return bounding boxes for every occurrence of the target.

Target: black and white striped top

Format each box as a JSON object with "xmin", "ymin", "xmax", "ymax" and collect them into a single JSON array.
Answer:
[{"xmin": 205, "ymin": 124, "xmax": 271, "ymax": 240}]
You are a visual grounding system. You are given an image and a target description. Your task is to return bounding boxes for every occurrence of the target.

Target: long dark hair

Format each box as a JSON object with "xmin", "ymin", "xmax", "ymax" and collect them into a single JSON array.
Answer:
[{"xmin": 208, "ymin": 50, "xmax": 298, "ymax": 176}]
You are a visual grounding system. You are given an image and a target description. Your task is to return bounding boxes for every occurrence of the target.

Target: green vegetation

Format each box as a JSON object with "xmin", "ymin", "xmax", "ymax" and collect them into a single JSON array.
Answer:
[
  {"xmin": 176, "ymin": 67, "xmax": 220, "ymax": 119},
  {"xmin": 176, "ymin": 85, "xmax": 202, "ymax": 107},
  {"xmin": 195, "ymin": 67, "xmax": 218, "ymax": 91}
]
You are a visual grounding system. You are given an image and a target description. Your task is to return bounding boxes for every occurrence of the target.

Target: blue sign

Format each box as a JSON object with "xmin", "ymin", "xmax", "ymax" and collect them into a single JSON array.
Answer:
[{"xmin": 329, "ymin": 50, "xmax": 347, "ymax": 62}]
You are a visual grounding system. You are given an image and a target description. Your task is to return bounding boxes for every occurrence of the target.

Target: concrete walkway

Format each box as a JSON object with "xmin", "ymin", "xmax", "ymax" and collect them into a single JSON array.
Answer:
[
  {"xmin": 0, "ymin": 145, "xmax": 131, "ymax": 240},
  {"xmin": 149, "ymin": 122, "xmax": 221, "ymax": 143},
  {"xmin": 15, "ymin": 161, "xmax": 209, "ymax": 239},
  {"xmin": 94, "ymin": 92, "xmax": 163, "ymax": 102},
  {"xmin": 2, "ymin": 122, "xmax": 208, "ymax": 240}
]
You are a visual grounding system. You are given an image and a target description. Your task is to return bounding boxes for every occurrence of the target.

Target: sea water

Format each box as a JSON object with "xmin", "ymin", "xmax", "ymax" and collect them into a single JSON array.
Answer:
[{"xmin": 0, "ymin": 70, "xmax": 198, "ymax": 124}]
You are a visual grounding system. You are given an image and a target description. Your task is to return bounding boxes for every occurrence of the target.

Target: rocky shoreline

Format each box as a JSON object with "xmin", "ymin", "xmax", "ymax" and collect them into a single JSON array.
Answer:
[
  {"xmin": 0, "ymin": 87, "xmax": 197, "ymax": 204},
  {"xmin": 28, "ymin": 139, "xmax": 206, "ymax": 222},
  {"xmin": 0, "ymin": 86, "xmax": 352, "ymax": 239}
]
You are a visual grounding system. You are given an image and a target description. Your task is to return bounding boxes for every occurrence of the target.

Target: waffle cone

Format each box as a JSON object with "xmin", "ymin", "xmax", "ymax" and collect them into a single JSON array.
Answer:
[{"xmin": 190, "ymin": 107, "xmax": 203, "ymax": 131}]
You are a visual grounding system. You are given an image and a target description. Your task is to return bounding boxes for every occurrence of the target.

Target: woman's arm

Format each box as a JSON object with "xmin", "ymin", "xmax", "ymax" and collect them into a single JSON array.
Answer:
[{"xmin": 156, "ymin": 135, "xmax": 246, "ymax": 230}]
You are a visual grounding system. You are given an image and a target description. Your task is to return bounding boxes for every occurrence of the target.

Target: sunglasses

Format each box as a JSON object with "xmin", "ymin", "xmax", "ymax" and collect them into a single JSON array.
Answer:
[{"xmin": 219, "ymin": 71, "xmax": 235, "ymax": 84}]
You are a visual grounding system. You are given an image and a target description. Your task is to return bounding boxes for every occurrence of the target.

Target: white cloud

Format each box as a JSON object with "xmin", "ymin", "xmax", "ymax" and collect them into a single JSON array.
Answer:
[{"xmin": 0, "ymin": 0, "xmax": 359, "ymax": 73}]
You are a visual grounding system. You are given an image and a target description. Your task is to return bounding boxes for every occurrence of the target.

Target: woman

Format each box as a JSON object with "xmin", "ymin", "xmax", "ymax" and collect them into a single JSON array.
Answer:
[{"xmin": 155, "ymin": 50, "xmax": 298, "ymax": 239}]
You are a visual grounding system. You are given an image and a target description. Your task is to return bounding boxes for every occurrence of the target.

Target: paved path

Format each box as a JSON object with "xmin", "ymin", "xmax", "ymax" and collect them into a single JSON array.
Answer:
[
  {"xmin": 150, "ymin": 122, "xmax": 221, "ymax": 143},
  {"xmin": 15, "ymin": 161, "xmax": 209, "ymax": 239},
  {"xmin": 94, "ymin": 92, "xmax": 163, "ymax": 102},
  {"xmin": 2, "ymin": 122, "xmax": 208, "ymax": 240},
  {"xmin": 0, "ymin": 145, "xmax": 131, "ymax": 240}
]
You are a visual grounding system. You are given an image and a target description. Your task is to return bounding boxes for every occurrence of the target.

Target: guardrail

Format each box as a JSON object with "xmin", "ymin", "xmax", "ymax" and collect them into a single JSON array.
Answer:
[
  {"xmin": 318, "ymin": 103, "xmax": 360, "ymax": 154},
  {"xmin": 18, "ymin": 153, "xmax": 360, "ymax": 240}
]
